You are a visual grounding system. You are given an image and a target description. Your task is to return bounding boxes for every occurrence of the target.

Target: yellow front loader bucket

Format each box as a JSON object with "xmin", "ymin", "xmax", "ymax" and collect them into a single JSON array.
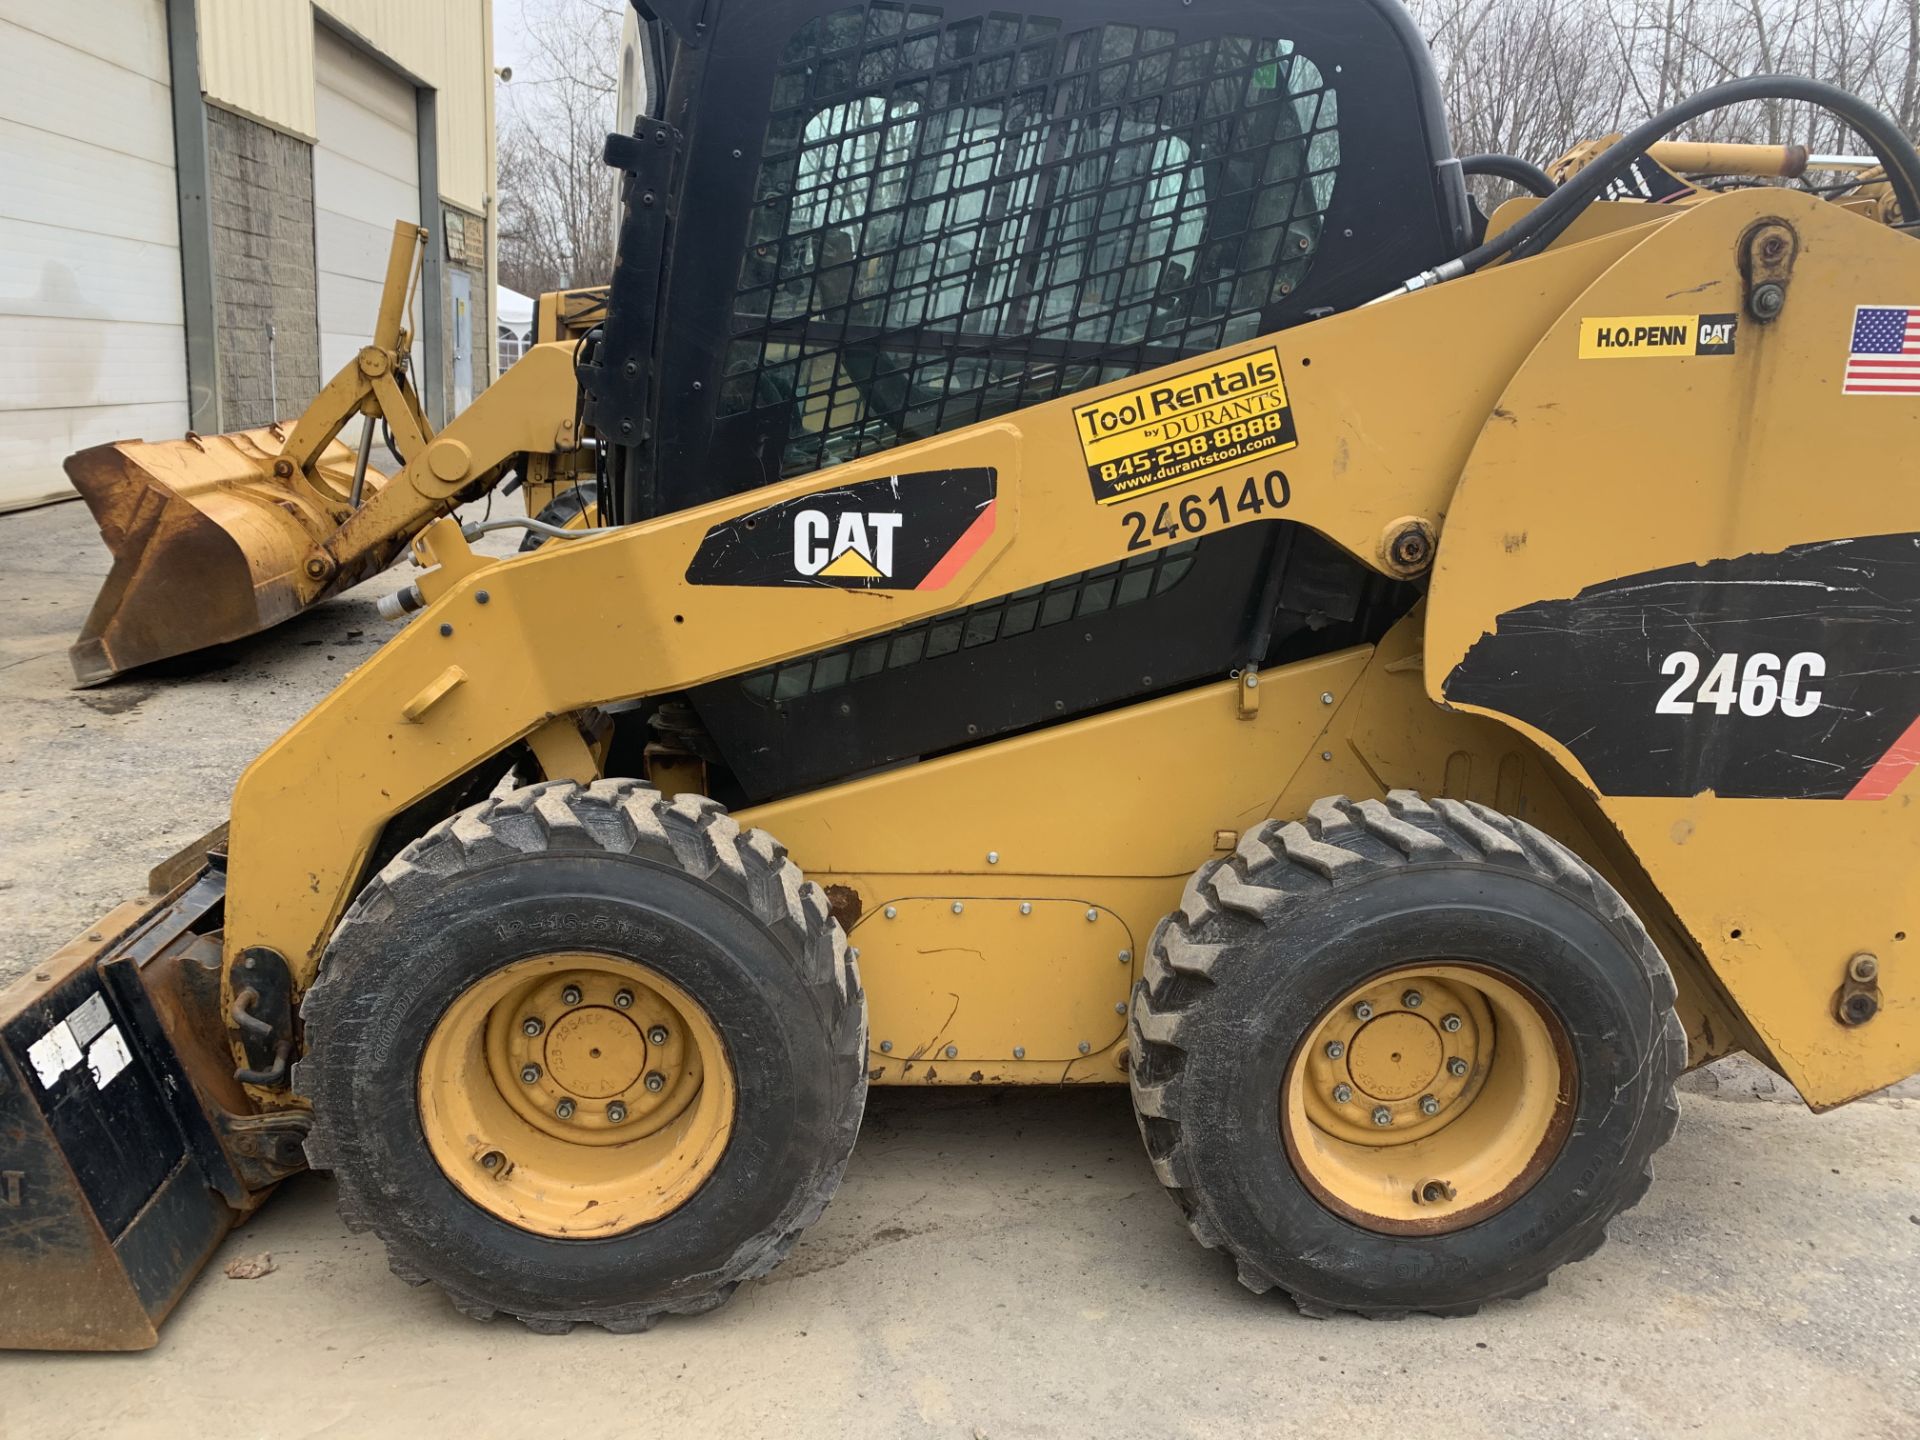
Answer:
[
  {"xmin": 66, "ymin": 222, "xmax": 447, "ymax": 686},
  {"xmin": 67, "ymin": 429, "xmax": 383, "ymax": 685}
]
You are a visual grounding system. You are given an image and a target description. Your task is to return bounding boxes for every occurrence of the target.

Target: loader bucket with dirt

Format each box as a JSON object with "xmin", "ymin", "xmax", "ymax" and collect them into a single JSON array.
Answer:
[
  {"xmin": 66, "ymin": 429, "xmax": 385, "ymax": 685},
  {"xmin": 63, "ymin": 221, "xmax": 454, "ymax": 686}
]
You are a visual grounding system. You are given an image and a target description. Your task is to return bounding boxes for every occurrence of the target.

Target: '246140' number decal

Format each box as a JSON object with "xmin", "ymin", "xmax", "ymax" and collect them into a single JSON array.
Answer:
[
  {"xmin": 1120, "ymin": 470, "xmax": 1291, "ymax": 551},
  {"xmin": 1656, "ymin": 650, "xmax": 1825, "ymax": 716}
]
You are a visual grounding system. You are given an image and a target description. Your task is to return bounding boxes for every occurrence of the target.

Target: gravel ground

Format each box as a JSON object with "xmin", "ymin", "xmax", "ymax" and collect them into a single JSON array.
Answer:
[{"xmin": 1, "ymin": 498, "xmax": 1915, "ymax": 1439}]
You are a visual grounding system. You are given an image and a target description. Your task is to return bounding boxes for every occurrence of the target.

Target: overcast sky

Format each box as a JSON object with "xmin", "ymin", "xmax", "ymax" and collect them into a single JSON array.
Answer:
[{"xmin": 492, "ymin": 0, "xmax": 542, "ymax": 83}]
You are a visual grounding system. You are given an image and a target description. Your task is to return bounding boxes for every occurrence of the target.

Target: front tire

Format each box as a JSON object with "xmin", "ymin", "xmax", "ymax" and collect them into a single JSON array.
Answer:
[
  {"xmin": 1129, "ymin": 791, "xmax": 1684, "ymax": 1317},
  {"xmin": 297, "ymin": 779, "xmax": 866, "ymax": 1334}
]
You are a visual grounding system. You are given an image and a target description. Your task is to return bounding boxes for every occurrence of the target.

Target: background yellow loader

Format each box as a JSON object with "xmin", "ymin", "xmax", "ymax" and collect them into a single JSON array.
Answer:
[{"xmin": 2, "ymin": 0, "xmax": 1916, "ymax": 1349}]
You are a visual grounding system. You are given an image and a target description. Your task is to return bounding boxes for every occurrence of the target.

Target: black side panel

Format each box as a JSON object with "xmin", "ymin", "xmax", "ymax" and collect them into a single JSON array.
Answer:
[
  {"xmin": 686, "ymin": 468, "xmax": 995, "ymax": 589},
  {"xmin": 691, "ymin": 521, "xmax": 1411, "ymax": 800},
  {"xmin": 1442, "ymin": 533, "xmax": 1920, "ymax": 800}
]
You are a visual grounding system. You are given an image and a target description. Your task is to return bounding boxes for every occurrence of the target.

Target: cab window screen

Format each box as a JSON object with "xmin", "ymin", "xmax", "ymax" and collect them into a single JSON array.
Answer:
[{"xmin": 724, "ymin": 3, "xmax": 1340, "ymax": 476}]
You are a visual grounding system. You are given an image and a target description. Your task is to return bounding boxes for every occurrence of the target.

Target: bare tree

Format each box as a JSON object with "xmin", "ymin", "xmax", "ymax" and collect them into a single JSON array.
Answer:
[
  {"xmin": 492, "ymin": 0, "xmax": 1916, "ymax": 279},
  {"xmin": 1412, "ymin": 0, "xmax": 1920, "ymax": 192},
  {"xmin": 1421, "ymin": 0, "xmax": 1629, "ymax": 167},
  {"xmin": 497, "ymin": 0, "xmax": 625, "ymax": 297}
]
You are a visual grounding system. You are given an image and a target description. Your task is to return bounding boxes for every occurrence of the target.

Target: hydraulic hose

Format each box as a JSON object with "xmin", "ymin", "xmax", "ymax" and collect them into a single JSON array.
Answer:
[
  {"xmin": 1460, "ymin": 153, "xmax": 1557, "ymax": 198},
  {"xmin": 1380, "ymin": 76, "xmax": 1920, "ymax": 301}
]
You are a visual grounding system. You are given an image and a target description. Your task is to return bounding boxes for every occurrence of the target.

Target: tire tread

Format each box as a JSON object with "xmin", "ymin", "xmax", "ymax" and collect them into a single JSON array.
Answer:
[
  {"xmin": 1128, "ymin": 789, "xmax": 1684, "ymax": 1319},
  {"xmin": 298, "ymin": 778, "xmax": 866, "ymax": 1337}
]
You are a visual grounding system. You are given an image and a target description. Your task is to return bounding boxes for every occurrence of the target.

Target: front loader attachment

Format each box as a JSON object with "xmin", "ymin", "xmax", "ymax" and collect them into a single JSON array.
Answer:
[
  {"xmin": 0, "ymin": 862, "xmax": 298, "ymax": 1350},
  {"xmin": 67, "ymin": 430, "xmax": 382, "ymax": 685},
  {"xmin": 66, "ymin": 221, "xmax": 446, "ymax": 686}
]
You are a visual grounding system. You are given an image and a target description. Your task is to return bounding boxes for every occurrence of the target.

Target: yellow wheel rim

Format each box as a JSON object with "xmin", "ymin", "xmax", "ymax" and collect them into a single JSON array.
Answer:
[
  {"xmin": 418, "ymin": 953, "xmax": 735, "ymax": 1238},
  {"xmin": 1281, "ymin": 964, "xmax": 1573, "ymax": 1234}
]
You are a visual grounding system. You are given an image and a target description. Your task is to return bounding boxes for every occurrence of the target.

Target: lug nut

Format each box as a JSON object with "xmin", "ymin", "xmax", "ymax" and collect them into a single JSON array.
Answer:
[
  {"xmin": 1325, "ymin": 1040, "xmax": 1345, "ymax": 1060},
  {"xmin": 1013, "ymin": 1046, "xmax": 1026, "ymax": 1059},
  {"xmin": 1372, "ymin": 1107, "xmax": 1393, "ymax": 1127},
  {"xmin": 1419, "ymin": 1094, "xmax": 1440, "ymax": 1116},
  {"xmin": 1402, "ymin": 989, "xmax": 1423, "ymax": 1008},
  {"xmin": 1332, "ymin": 1083, "xmax": 1353, "ymax": 1104},
  {"xmin": 644, "ymin": 1071, "xmax": 666, "ymax": 1093},
  {"xmin": 607, "ymin": 1102, "xmax": 628, "ymax": 1123},
  {"xmin": 1448, "ymin": 1057, "xmax": 1468, "ymax": 1077},
  {"xmin": 1353, "ymin": 1001, "xmax": 1374, "ymax": 1021},
  {"xmin": 648, "ymin": 1025, "xmax": 669, "ymax": 1045},
  {"xmin": 522, "ymin": 1017, "xmax": 543, "ymax": 1037},
  {"xmin": 555, "ymin": 1098, "xmax": 576, "ymax": 1120},
  {"xmin": 945, "ymin": 1044, "xmax": 958, "ymax": 1058},
  {"xmin": 479, "ymin": 1150, "xmax": 504, "ymax": 1170},
  {"xmin": 880, "ymin": 1040, "xmax": 893, "ymax": 1053},
  {"xmin": 614, "ymin": 989, "xmax": 634, "ymax": 1009},
  {"xmin": 1441, "ymin": 1013, "xmax": 1463, "ymax": 1033},
  {"xmin": 561, "ymin": 985, "xmax": 583, "ymax": 1006},
  {"xmin": 1085, "ymin": 908, "xmax": 1098, "ymax": 922},
  {"xmin": 520, "ymin": 1064, "xmax": 541, "ymax": 1084},
  {"xmin": 884, "ymin": 905, "xmax": 898, "ymax": 919}
]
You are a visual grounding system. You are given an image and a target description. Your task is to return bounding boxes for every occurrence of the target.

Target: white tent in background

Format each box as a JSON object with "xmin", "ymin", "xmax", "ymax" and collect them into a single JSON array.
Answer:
[{"xmin": 497, "ymin": 286, "xmax": 535, "ymax": 373}]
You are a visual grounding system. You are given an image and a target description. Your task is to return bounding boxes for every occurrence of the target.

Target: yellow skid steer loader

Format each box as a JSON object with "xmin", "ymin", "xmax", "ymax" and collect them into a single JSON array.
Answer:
[{"xmin": 4, "ymin": 0, "xmax": 1917, "ymax": 1348}]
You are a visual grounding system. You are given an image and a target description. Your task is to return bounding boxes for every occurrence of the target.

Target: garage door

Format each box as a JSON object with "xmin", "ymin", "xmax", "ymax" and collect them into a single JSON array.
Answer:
[
  {"xmin": 0, "ymin": 2, "xmax": 189, "ymax": 512},
  {"xmin": 313, "ymin": 24, "xmax": 421, "ymax": 384}
]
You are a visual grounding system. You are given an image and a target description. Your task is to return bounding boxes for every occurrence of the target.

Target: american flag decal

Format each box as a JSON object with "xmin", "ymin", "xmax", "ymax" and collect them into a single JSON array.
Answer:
[{"xmin": 1843, "ymin": 305, "xmax": 1920, "ymax": 394}]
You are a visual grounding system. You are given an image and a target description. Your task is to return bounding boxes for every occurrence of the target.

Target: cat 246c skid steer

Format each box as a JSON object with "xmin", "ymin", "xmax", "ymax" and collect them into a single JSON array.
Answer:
[{"xmin": 6, "ymin": 0, "xmax": 1920, "ymax": 1348}]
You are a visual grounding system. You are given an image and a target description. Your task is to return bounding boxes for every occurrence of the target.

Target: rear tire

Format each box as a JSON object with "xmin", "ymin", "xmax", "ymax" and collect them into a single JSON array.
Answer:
[
  {"xmin": 1129, "ymin": 790, "xmax": 1684, "ymax": 1317},
  {"xmin": 297, "ymin": 779, "xmax": 866, "ymax": 1334}
]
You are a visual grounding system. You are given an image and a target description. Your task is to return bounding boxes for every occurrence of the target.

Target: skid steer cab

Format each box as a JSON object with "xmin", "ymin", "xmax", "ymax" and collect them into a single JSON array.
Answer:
[{"xmin": 7, "ymin": 0, "xmax": 1920, "ymax": 1348}]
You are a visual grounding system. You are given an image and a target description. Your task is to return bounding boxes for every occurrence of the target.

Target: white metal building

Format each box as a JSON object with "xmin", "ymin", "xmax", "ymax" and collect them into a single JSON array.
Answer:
[{"xmin": 0, "ymin": 0, "xmax": 497, "ymax": 511}]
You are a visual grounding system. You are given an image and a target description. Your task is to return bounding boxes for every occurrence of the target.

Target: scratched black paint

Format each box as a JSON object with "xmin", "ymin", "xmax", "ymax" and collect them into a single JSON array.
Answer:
[
  {"xmin": 685, "ymin": 469, "xmax": 995, "ymax": 590},
  {"xmin": 1443, "ymin": 533, "xmax": 1920, "ymax": 798}
]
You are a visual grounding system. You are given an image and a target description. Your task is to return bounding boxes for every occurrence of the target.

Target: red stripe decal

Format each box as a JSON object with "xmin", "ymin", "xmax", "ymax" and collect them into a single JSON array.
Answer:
[
  {"xmin": 916, "ymin": 500, "xmax": 996, "ymax": 591},
  {"xmin": 1847, "ymin": 712, "xmax": 1920, "ymax": 800}
]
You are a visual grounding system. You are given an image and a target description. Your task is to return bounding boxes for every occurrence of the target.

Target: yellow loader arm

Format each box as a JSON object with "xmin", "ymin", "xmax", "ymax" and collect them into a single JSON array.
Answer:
[{"xmin": 1538, "ymin": 136, "xmax": 1907, "ymax": 229}]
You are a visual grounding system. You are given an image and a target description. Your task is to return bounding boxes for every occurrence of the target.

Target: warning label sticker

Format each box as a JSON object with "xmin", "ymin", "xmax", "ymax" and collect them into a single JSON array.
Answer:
[
  {"xmin": 1072, "ymin": 346, "xmax": 1298, "ymax": 505},
  {"xmin": 1578, "ymin": 314, "xmax": 1738, "ymax": 359}
]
